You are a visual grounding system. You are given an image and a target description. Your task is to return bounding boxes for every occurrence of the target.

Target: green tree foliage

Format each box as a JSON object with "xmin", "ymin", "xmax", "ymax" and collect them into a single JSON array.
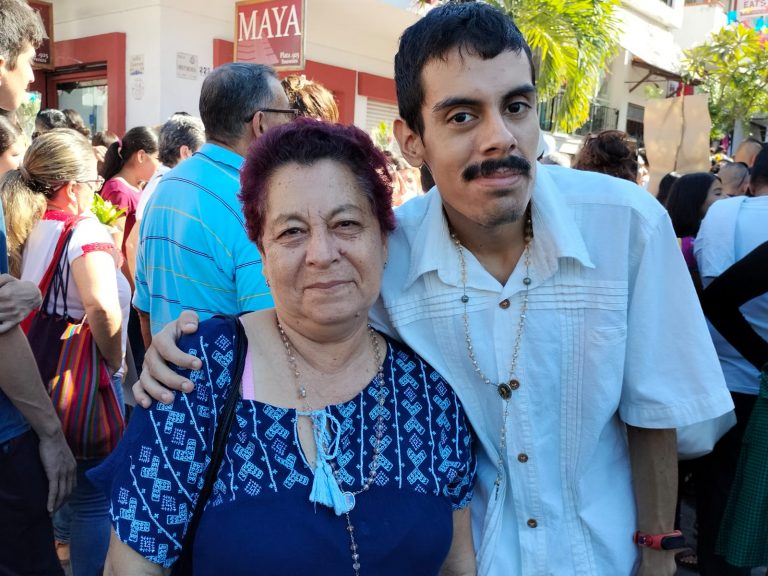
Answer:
[
  {"xmin": 681, "ymin": 24, "xmax": 768, "ymax": 140},
  {"xmin": 417, "ymin": 0, "xmax": 621, "ymax": 132}
]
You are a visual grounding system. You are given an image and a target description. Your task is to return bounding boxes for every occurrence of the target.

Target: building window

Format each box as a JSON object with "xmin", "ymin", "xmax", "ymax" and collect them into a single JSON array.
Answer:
[
  {"xmin": 538, "ymin": 95, "xmax": 619, "ymax": 135},
  {"xmin": 626, "ymin": 103, "xmax": 645, "ymax": 143}
]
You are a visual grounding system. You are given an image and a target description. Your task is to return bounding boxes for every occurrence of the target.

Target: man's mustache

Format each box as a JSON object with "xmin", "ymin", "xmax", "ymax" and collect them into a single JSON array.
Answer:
[{"xmin": 462, "ymin": 156, "xmax": 532, "ymax": 182}]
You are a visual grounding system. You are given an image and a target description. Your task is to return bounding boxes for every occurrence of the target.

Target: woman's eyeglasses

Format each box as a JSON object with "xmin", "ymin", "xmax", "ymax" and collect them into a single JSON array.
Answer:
[{"xmin": 79, "ymin": 177, "xmax": 105, "ymax": 190}]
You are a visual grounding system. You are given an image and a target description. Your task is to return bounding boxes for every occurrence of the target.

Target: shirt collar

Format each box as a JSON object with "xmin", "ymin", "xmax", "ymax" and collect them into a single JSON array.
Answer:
[
  {"xmin": 402, "ymin": 188, "xmax": 457, "ymax": 289},
  {"xmin": 402, "ymin": 164, "xmax": 595, "ymax": 290},
  {"xmin": 196, "ymin": 142, "xmax": 245, "ymax": 172},
  {"xmin": 530, "ymin": 164, "xmax": 595, "ymax": 275}
]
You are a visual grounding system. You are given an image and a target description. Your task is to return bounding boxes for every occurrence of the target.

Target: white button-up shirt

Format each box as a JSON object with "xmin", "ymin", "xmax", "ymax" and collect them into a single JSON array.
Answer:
[
  {"xmin": 371, "ymin": 164, "xmax": 732, "ymax": 576},
  {"xmin": 695, "ymin": 195, "xmax": 768, "ymax": 395}
]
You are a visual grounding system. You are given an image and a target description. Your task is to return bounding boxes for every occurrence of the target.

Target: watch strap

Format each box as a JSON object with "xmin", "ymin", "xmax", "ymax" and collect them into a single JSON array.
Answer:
[{"xmin": 633, "ymin": 529, "xmax": 686, "ymax": 550}]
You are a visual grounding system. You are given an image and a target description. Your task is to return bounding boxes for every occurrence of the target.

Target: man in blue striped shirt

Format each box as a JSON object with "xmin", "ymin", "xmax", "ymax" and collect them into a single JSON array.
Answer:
[{"xmin": 134, "ymin": 63, "xmax": 295, "ymax": 343}]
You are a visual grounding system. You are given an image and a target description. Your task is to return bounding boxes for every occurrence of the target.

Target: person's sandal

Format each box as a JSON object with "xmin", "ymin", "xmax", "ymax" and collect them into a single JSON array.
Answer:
[{"xmin": 674, "ymin": 548, "xmax": 698, "ymax": 570}]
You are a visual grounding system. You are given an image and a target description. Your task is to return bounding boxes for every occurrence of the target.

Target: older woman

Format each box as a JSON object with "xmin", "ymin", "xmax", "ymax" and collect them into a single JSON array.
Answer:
[
  {"xmin": 90, "ymin": 120, "xmax": 476, "ymax": 575},
  {"xmin": 1, "ymin": 128, "xmax": 129, "ymax": 576},
  {"xmin": 572, "ymin": 129, "xmax": 639, "ymax": 183}
]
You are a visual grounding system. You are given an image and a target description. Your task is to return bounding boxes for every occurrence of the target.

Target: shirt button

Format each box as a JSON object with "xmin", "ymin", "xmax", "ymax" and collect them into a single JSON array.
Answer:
[
  {"xmin": 517, "ymin": 453, "xmax": 528, "ymax": 463},
  {"xmin": 527, "ymin": 518, "xmax": 538, "ymax": 528},
  {"xmin": 509, "ymin": 379, "xmax": 520, "ymax": 390},
  {"xmin": 499, "ymin": 299, "xmax": 510, "ymax": 309}
]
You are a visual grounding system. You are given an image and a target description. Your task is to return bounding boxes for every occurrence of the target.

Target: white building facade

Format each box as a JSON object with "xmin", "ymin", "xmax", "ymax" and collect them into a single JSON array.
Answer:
[
  {"xmin": 600, "ymin": 0, "xmax": 727, "ymax": 143},
  {"xmin": 32, "ymin": 0, "xmax": 419, "ymax": 135},
  {"xmin": 31, "ymin": 0, "xmax": 741, "ymax": 146}
]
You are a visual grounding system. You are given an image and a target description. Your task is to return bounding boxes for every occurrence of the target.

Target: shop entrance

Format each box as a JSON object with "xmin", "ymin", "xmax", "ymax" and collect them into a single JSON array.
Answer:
[{"xmin": 48, "ymin": 70, "xmax": 109, "ymax": 135}]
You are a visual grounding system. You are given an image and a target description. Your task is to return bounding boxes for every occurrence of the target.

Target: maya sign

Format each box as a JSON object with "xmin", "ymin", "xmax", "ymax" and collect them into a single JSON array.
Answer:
[
  {"xmin": 235, "ymin": 0, "xmax": 305, "ymax": 71},
  {"xmin": 738, "ymin": 0, "xmax": 768, "ymax": 17}
]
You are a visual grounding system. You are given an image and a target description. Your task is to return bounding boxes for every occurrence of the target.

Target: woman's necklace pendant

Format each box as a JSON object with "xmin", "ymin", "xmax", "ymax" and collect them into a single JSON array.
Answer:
[
  {"xmin": 497, "ymin": 382, "xmax": 513, "ymax": 400},
  {"xmin": 344, "ymin": 491, "xmax": 356, "ymax": 512}
]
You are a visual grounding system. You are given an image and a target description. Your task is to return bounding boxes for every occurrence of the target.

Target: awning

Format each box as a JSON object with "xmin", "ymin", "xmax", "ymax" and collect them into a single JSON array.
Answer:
[
  {"xmin": 628, "ymin": 56, "xmax": 700, "ymax": 92},
  {"xmin": 631, "ymin": 56, "xmax": 684, "ymax": 82}
]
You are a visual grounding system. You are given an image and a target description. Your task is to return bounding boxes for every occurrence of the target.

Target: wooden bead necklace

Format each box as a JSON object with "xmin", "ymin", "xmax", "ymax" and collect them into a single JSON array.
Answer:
[{"xmin": 450, "ymin": 205, "xmax": 533, "ymax": 499}]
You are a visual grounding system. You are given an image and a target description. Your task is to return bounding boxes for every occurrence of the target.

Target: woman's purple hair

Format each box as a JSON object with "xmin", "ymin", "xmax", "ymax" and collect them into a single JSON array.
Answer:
[{"xmin": 240, "ymin": 118, "xmax": 395, "ymax": 248}]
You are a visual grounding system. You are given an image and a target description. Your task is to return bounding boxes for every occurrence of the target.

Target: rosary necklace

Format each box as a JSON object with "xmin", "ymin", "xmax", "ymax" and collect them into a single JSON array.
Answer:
[
  {"xmin": 277, "ymin": 319, "xmax": 387, "ymax": 576},
  {"xmin": 450, "ymin": 205, "xmax": 533, "ymax": 499}
]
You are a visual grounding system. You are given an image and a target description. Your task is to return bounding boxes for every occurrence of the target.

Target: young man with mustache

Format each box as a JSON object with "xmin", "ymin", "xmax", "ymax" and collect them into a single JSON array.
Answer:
[
  {"xmin": 137, "ymin": 3, "xmax": 732, "ymax": 574},
  {"xmin": 0, "ymin": 1, "xmax": 76, "ymax": 573}
]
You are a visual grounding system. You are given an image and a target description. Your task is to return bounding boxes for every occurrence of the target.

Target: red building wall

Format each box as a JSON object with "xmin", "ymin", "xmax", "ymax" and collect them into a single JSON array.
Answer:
[{"xmin": 212, "ymin": 39, "xmax": 396, "ymax": 124}]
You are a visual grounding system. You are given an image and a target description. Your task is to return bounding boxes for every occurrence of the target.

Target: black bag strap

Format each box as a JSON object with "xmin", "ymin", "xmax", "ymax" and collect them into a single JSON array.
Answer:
[
  {"xmin": 171, "ymin": 315, "xmax": 248, "ymax": 575},
  {"xmin": 41, "ymin": 229, "xmax": 75, "ymax": 319},
  {"xmin": 39, "ymin": 216, "xmax": 82, "ymax": 319}
]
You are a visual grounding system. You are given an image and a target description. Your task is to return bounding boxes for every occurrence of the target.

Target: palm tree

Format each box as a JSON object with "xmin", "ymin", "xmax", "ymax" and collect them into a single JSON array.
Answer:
[{"xmin": 417, "ymin": 0, "xmax": 621, "ymax": 133}]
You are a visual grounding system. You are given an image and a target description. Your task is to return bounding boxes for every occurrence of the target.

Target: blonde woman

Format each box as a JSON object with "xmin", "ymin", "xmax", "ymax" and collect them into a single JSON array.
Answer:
[
  {"xmin": 282, "ymin": 74, "xmax": 339, "ymax": 122},
  {"xmin": 0, "ymin": 172, "xmax": 43, "ymax": 278},
  {"xmin": 1, "ymin": 128, "xmax": 130, "ymax": 576}
]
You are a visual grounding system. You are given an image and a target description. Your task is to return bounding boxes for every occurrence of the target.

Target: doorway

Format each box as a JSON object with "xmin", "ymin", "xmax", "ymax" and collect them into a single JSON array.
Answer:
[
  {"xmin": 54, "ymin": 76, "xmax": 109, "ymax": 135},
  {"xmin": 48, "ymin": 32, "xmax": 126, "ymax": 135}
]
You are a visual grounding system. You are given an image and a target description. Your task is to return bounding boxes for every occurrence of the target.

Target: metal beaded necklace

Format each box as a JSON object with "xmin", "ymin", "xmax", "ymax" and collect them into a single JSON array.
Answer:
[
  {"xmin": 450, "ymin": 206, "xmax": 533, "ymax": 499},
  {"xmin": 276, "ymin": 319, "xmax": 387, "ymax": 576}
]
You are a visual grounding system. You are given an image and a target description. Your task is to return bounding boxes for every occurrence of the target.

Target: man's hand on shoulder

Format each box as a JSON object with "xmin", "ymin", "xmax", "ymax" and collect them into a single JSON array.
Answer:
[
  {"xmin": 133, "ymin": 310, "xmax": 202, "ymax": 408},
  {"xmin": 0, "ymin": 275, "xmax": 41, "ymax": 333}
]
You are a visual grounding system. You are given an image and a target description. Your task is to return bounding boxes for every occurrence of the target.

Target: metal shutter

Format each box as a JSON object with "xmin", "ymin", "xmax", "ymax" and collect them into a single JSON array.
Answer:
[{"xmin": 365, "ymin": 99, "xmax": 402, "ymax": 155}]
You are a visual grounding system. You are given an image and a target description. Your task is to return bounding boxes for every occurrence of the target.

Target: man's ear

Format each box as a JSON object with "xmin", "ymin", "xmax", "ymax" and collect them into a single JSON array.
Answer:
[
  {"xmin": 393, "ymin": 118, "xmax": 425, "ymax": 168},
  {"xmin": 253, "ymin": 111, "xmax": 266, "ymax": 138},
  {"xmin": 179, "ymin": 145, "xmax": 193, "ymax": 160}
]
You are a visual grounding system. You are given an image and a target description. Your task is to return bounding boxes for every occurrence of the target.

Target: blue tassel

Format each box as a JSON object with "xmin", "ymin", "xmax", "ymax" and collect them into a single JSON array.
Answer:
[
  {"xmin": 305, "ymin": 410, "xmax": 353, "ymax": 516},
  {"xmin": 309, "ymin": 460, "xmax": 353, "ymax": 515},
  {"xmin": 309, "ymin": 460, "xmax": 335, "ymax": 508}
]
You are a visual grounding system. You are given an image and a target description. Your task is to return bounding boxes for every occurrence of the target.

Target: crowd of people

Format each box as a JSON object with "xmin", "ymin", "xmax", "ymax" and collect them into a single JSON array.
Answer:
[
  {"xmin": 1, "ymin": 0, "xmax": 766, "ymax": 575},
  {"xmin": 566, "ymin": 124, "xmax": 768, "ymax": 576}
]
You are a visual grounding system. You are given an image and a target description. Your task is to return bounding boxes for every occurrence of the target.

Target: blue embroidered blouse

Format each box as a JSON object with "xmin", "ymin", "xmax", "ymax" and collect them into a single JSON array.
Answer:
[{"xmin": 90, "ymin": 317, "xmax": 476, "ymax": 575}]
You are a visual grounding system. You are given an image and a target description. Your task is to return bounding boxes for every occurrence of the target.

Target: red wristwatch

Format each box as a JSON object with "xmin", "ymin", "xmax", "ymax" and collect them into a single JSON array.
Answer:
[{"xmin": 633, "ymin": 530, "xmax": 686, "ymax": 550}]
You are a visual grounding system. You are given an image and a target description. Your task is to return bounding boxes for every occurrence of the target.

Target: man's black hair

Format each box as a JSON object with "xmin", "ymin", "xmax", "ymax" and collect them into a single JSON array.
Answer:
[
  {"xmin": 750, "ymin": 144, "xmax": 768, "ymax": 192},
  {"xmin": 0, "ymin": 0, "xmax": 44, "ymax": 68},
  {"xmin": 665, "ymin": 172, "xmax": 718, "ymax": 238},
  {"xmin": 394, "ymin": 0, "xmax": 535, "ymax": 136},
  {"xmin": 35, "ymin": 108, "xmax": 67, "ymax": 131}
]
